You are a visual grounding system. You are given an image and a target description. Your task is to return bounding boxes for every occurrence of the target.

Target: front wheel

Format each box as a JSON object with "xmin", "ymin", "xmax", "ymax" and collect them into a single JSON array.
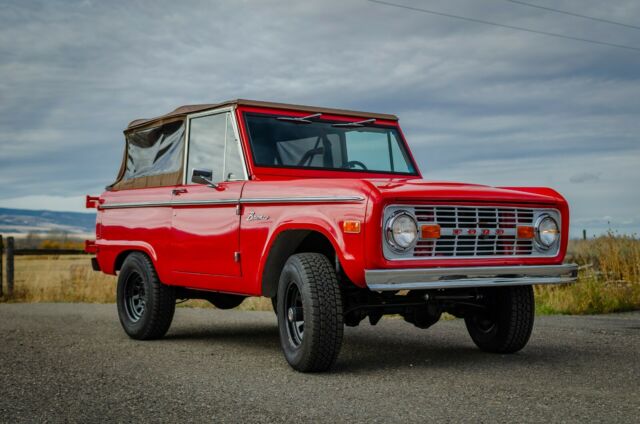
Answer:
[
  {"xmin": 277, "ymin": 253, "xmax": 344, "ymax": 372},
  {"xmin": 117, "ymin": 252, "xmax": 176, "ymax": 340},
  {"xmin": 464, "ymin": 285, "xmax": 534, "ymax": 353}
]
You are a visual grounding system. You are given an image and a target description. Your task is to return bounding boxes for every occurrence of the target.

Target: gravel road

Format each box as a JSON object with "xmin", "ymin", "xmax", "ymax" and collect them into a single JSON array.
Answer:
[{"xmin": 0, "ymin": 303, "xmax": 638, "ymax": 423}]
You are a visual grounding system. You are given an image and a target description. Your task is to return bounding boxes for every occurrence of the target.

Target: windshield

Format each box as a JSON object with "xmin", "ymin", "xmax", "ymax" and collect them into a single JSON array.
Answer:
[{"xmin": 244, "ymin": 114, "xmax": 417, "ymax": 175}]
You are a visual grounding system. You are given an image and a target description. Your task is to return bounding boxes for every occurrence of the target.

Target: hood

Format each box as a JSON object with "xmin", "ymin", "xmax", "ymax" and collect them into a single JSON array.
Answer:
[{"xmin": 365, "ymin": 179, "xmax": 565, "ymax": 205}]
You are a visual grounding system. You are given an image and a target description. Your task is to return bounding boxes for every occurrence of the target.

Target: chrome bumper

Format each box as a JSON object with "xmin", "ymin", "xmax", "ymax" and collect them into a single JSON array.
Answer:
[{"xmin": 365, "ymin": 264, "xmax": 578, "ymax": 291}]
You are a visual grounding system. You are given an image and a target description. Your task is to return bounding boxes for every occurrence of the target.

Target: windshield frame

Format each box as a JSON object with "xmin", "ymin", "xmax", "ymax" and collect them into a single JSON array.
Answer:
[{"xmin": 240, "ymin": 110, "xmax": 421, "ymax": 178}]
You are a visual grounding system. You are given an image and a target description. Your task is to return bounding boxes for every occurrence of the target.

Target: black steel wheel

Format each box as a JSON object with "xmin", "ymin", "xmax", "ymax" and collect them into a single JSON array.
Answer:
[
  {"xmin": 117, "ymin": 252, "xmax": 176, "ymax": 340},
  {"xmin": 123, "ymin": 271, "xmax": 146, "ymax": 322},
  {"xmin": 277, "ymin": 253, "xmax": 343, "ymax": 372},
  {"xmin": 284, "ymin": 281, "xmax": 304, "ymax": 347},
  {"xmin": 464, "ymin": 285, "xmax": 535, "ymax": 353}
]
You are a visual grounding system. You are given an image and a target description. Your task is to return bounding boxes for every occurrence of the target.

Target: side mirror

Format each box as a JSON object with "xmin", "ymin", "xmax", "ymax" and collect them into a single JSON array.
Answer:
[{"xmin": 191, "ymin": 168, "xmax": 218, "ymax": 188}]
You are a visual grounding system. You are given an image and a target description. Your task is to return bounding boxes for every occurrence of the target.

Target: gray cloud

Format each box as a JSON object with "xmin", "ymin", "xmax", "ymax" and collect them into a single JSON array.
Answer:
[
  {"xmin": 570, "ymin": 172, "xmax": 601, "ymax": 184},
  {"xmin": 0, "ymin": 0, "xmax": 639, "ymax": 236}
]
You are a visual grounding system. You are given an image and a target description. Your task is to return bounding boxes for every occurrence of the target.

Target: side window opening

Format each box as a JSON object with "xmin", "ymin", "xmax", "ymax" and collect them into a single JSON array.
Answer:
[
  {"xmin": 188, "ymin": 113, "xmax": 226, "ymax": 182},
  {"xmin": 187, "ymin": 112, "xmax": 245, "ymax": 183},
  {"xmin": 223, "ymin": 113, "xmax": 245, "ymax": 181}
]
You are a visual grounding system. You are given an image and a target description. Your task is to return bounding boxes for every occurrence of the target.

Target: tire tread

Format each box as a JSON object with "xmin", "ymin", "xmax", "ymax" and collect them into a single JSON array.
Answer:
[
  {"xmin": 280, "ymin": 253, "xmax": 344, "ymax": 372},
  {"xmin": 465, "ymin": 285, "xmax": 534, "ymax": 354},
  {"xmin": 118, "ymin": 252, "xmax": 175, "ymax": 340}
]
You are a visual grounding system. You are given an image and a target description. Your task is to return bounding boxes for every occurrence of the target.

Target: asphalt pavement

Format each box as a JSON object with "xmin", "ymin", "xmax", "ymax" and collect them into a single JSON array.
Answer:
[{"xmin": 0, "ymin": 303, "xmax": 638, "ymax": 423}]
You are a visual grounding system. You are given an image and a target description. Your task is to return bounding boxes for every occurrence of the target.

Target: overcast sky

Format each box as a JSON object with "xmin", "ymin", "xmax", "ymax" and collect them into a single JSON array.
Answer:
[{"xmin": 1, "ymin": 0, "xmax": 639, "ymax": 237}]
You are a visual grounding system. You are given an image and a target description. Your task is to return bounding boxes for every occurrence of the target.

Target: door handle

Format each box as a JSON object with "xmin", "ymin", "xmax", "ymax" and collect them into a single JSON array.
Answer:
[{"xmin": 172, "ymin": 188, "xmax": 188, "ymax": 195}]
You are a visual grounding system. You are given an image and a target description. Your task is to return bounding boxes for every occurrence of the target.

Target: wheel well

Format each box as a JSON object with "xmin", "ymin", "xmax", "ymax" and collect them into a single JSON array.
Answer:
[
  {"xmin": 261, "ymin": 230, "xmax": 337, "ymax": 298},
  {"xmin": 114, "ymin": 250, "xmax": 143, "ymax": 272}
]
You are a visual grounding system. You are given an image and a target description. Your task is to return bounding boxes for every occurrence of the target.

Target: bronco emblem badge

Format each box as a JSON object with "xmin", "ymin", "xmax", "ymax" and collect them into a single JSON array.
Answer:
[{"xmin": 246, "ymin": 211, "xmax": 270, "ymax": 222}]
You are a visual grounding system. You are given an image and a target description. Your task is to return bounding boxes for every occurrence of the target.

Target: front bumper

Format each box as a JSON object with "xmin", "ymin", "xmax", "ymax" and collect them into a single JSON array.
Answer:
[{"xmin": 365, "ymin": 264, "xmax": 578, "ymax": 291}]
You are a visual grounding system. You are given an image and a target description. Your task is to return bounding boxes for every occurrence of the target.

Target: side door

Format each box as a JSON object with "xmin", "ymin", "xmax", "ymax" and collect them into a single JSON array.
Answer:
[{"xmin": 170, "ymin": 109, "xmax": 247, "ymax": 282}]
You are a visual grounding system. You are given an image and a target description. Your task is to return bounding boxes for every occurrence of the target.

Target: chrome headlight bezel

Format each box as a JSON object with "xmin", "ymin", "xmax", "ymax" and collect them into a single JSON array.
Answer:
[
  {"xmin": 534, "ymin": 213, "xmax": 560, "ymax": 250},
  {"xmin": 385, "ymin": 210, "xmax": 418, "ymax": 252}
]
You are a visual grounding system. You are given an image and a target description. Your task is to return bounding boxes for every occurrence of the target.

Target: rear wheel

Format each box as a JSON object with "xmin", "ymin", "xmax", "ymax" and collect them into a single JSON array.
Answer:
[
  {"xmin": 464, "ymin": 285, "xmax": 534, "ymax": 353},
  {"xmin": 277, "ymin": 253, "xmax": 344, "ymax": 372},
  {"xmin": 117, "ymin": 252, "xmax": 176, "ymax": 340}
]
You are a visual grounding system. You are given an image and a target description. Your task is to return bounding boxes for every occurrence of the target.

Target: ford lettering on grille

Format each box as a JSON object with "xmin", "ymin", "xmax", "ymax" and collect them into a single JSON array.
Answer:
[{"xmin": 415, "ymin": 206, "xmax": 534, "ymax": 257}]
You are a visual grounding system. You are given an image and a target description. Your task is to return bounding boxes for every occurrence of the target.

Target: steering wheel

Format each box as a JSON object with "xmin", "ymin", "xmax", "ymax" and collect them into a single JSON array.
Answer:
[{"xmin": 342, "ymin": 160, "xmax": 368, "ymax": 170}]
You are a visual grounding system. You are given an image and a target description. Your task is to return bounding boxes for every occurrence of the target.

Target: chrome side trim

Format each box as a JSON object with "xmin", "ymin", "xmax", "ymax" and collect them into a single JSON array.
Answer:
[
  {"xmin": 100, "ymin": 201, "xmax": 175, "ymax": 209},
  {"xmin": 173, "ymin": 199, "xmax": 238, "ymax": 206},
  {"xmin": 240, "ymin": 196, "xmax": 364, "ymax": 204},
  {"xmin": 100, "ymin": 196, "xmax": 365, "ymax": 209},
  {"xmin": 365, "ymin": 264, "xmax": 578, "ymax": 291}
]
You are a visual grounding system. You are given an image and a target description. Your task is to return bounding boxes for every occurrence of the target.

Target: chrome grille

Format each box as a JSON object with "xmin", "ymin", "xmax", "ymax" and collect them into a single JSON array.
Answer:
[{"xmin": 413, "ymin": 206, "xmax": 534, "ymax": 258}]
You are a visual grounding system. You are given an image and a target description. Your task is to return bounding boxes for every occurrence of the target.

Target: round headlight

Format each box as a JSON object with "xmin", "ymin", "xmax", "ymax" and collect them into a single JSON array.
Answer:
[
  {"xmin": 535, "ymin": 214, "xmax": 559, "ymax": 249},
  {"xmin": 386, "ymin": 211, "xmax": 418, "ymax": 252}
]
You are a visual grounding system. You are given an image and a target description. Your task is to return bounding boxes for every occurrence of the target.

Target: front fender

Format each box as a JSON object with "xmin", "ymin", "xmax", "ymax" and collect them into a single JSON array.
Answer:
[
  {"xmin": 249, "ymin": 207, "xmax": 367, "ymax": 296},
  {"xmin": 260, "ymin": 218, "xmax": 366, "ymax": 287}
]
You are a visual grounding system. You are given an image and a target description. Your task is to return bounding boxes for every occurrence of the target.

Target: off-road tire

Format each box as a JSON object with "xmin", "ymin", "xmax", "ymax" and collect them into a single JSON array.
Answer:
[
  {"xmin": 464, "ymin": 285, "xmax": 534, "ymax": 353},
  {"xmin": 277, "ymin": 253, "xmax": 344, "ymax": 372},
  {"xmin": 117, "ymin": 252, "xmax": 176, "ymax": 340}
]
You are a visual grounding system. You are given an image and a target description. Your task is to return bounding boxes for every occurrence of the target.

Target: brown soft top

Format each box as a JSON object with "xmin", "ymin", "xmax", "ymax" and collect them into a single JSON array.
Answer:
[{"xmin": 126, "ymin": 99, "xmax": 399, "ymax": 131}]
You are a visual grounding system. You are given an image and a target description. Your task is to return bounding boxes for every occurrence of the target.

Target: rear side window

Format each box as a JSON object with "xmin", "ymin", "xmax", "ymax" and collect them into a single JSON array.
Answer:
[{"xmin": 124, "ymin": 121, "xmax": 185, "ymax": 179}]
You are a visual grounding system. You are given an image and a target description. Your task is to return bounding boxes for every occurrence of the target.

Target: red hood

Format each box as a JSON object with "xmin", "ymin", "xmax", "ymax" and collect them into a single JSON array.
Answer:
[{"xmin": 365, "ymin": 179, "xmax": 565, "ymax": 205}]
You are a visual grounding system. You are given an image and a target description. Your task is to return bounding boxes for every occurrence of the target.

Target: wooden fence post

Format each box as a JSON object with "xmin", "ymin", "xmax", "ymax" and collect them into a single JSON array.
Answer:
[
  {"xmin": 582, "ymin": 229, "xmax": 587, "ymax": 240},
  {"xmin": 7, "ymin": 237, "xmax": 14, "ymax": 297},
  {"xmin": 0, "ymin": 235, "xmax": 3, "ymax": 297}
]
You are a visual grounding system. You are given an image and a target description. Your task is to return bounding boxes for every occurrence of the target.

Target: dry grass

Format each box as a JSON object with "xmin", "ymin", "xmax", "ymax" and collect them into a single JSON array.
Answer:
[
  {"xmin": 0, "ymin": 255, "xmax": 273, "ymax": 311},
  {"xmin": 3, "ymin": 256, "xmax": 116, "ymax": 303},
  {"xmin": 535, "ymin": 234, "xmax": 640, "ymax": 314},
  {"xmin": 2, "ymin": 234, "xmax": 639, "ymax": 315}
]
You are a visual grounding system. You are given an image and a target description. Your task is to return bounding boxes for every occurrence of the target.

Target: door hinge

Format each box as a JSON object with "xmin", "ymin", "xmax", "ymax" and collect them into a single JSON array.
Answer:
[{"xmin": 234, "ymin": 252, "xmax": 241, "ymax": 262}]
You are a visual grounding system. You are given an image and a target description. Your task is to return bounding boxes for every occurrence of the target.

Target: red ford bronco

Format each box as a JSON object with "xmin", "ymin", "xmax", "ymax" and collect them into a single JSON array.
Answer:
[{"xmin": 86, "ymin": 99, "xmax": 577, "ymax": 372}]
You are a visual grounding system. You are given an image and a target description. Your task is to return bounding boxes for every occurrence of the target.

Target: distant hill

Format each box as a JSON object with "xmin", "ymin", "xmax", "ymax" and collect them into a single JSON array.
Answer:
[{"xmin": 0, "ymin": 207, "xmax": 96, "ymax": 236}]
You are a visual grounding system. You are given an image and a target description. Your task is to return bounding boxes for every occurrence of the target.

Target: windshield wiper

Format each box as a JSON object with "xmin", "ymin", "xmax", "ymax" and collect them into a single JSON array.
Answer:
[
  {"xmin": 275, "ymin": 113, "xmax": 322, "ymax": 124},
  {"xmin": 331, "ymin": 118, "xmax": 376, "ymax": 128}
]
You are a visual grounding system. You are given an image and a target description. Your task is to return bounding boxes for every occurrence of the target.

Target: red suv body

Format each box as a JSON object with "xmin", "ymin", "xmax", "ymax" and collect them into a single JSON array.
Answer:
[{"xmin": 87, "ymin": 99, "xmax": 577, "ymax": 372}]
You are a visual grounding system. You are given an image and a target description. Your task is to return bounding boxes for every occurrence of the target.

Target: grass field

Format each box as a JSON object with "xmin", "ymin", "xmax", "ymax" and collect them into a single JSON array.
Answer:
[
  {"xmin": 535, "ymin": 234, "xmax": 640, "ymax": 314},
  {"xmin": 2, "ymin": 234, "xmax": 638, "ymax": 314},
  {"xmin": 0, "ymin": 255, "xmax": 273, "ymax": 311}
]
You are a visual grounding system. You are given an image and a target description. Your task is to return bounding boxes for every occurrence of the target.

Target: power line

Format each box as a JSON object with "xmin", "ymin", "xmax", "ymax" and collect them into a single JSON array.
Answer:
[
  {"xmin": 367, "ymin": 0, "xmax": 640, "ymax": 53},
  {"xmin": 503, "ymin": 0, "xmax": 640, "ymax": 31}
]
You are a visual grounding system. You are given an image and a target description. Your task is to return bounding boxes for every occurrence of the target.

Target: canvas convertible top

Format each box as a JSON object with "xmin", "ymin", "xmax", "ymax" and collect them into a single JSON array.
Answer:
[
  {"xmin": 126, "ymin": 99, "xmax": 398, "ymax": 132},
  {"xmin": 109, "ymin": 99, "xmax": 399, "ymax": 191}
]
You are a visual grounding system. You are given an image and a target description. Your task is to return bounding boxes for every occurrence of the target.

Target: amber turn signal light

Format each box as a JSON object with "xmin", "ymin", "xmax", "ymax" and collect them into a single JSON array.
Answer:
[
  {"xmin": 421, "ymin": 224, "xmax": 441, "ymax": 239},
  {"xmin": 517, "ymin": 226, "xmax": 535, "ymax": 239},
  {"xmin": 343, "ymin": 220, "xmax": 361, "ymax": 234}
]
